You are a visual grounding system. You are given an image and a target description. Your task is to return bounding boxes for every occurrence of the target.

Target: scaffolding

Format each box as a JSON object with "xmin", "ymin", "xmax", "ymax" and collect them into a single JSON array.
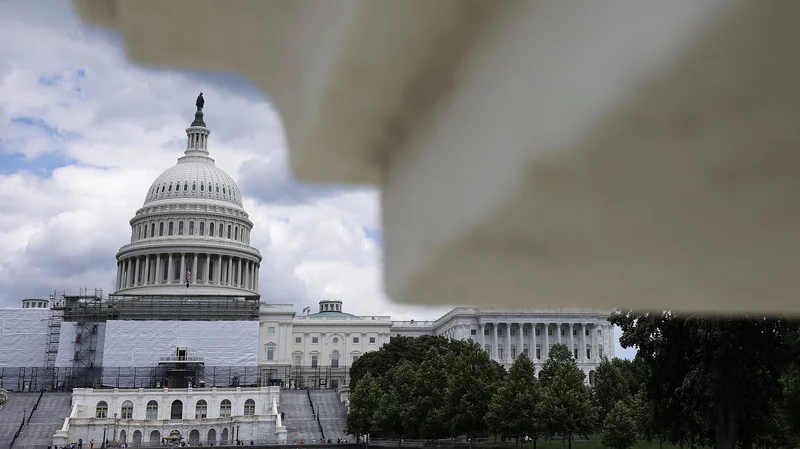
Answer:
[
  {"xmin": 67, "ymin": 288, "xmax": 104, "ymax": 387},
  {"xmin": 54, "ymin": 294, "xmax": 260, "ymax": 322},
  {"xmin": 42, "ymin": 291, "xmax": 64, "ymax": 390}
]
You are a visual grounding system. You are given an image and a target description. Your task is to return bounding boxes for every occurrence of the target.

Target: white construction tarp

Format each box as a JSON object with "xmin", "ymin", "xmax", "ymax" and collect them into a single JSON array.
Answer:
[
  {"xmin": 54, "ymin": 322, "xmax": 107, "ymax": 368},
  {"xmin": 0, "ymin": 308, "xmax": 51, "ymax": 367},
  {"xmin": 102, "ymin": 320, "xmax": 258, "ymax": 366}
]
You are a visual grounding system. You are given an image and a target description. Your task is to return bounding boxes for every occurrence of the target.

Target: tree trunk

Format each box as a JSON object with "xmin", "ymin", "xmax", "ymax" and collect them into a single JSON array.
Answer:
[{"xmin": 714, "ymin": 399, "xmax": 739, "ymax": 449}]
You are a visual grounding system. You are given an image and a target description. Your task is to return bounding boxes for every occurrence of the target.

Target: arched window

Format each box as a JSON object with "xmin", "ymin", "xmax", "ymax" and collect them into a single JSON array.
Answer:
[
  {"xmin": 207, "ymin": 429, "xmax": 217, "ymax": 445},
  {"xmin": 244, "ymin": 399, "xmax": 255, "ymax": 416},
  {"xmin": 192, "ymin": 182, "xmax": 196, "ymax": 192},
  {"xmin": 216, "ymin": 184, "xmax": 219, "ymax": 194},
  {"xmin": 220, "ymin": 399, "xmax": 231, "ymax": 417},
  {"xmin": 184, "ymin": 182, "xmax": 188, "ymax": 191},
  {"xmin": 146, "ymin": 400, "xmax": 159, "ymax": 420},
  {"xmin": 199, "ymin": 222, "xmax": 205, "ymax": 236},
  {"xmin": 151, "ymin": 223, "xmax": 155, "ymax": 238},
  {"xmin": 132, "ymin": 430, "xmax": 142, "ymax": 446},
  {"xmin": 189, "ymin": 429, "xmax": 201, "ymax": 445},
  {"xmin": 223, "ymin": 186, "xmax": 227, "ymax": 195},
  {"xmin": 121, "ymin": 400, "xmax": 133, "ymax": 419},
  {"xmin": 96, "ymin": 401, "xmax": 108, "ymax": 418},
  {"xmin": 168, "ymin": 183, "xmax": 172, "ymax": 192},
  {"xmin": 331, "ymin": 350, "xmax": 340, "ymax": 368},
  {"xmin": 221, "ymin": 428, "xmax": 229, "ymax": 445},
  {"xmin": 149, "ymin": 430, "xmax": 161, "ymax": 446},
  {"xmin": 159, "ymin": 222, "xmax": 164, "ymax": 236},
  {"xmin": 234, "ymin": 227, "xmax": 238, "ymax": 241},
  {"xmin": 170, "ymin": 400, "xmax": 183, "ymax": 420},
  {"xmin": 209, "ymin": 222, "xmax": 215, "ymax": 237},
  {"xmin": 161, "ymin": 184, "xmax": 166, "ymax": 193},
  {"xmin": 200, "ymin": 183, "xmax": 205, "ymax": 192},
  {"xmin": 119, "ymin": 430, "xmax": 127, "ymax": 444},
  {"xmin": 168, "ymin": 222, "xmax": 174, "ymax": 236},
  {"xmin": 137, "ymin": 225, "xmax": 142, "ymax": 240},
  {"xmin": 227, "ymin": 225, "xmax": 231, "ymax": 239},
  {"xmin": 195, "ymin": 400, "xmax": 207, "ymax": 419},
  {"xmin": 178, "ymin": 221, "xmax": 185, "ymax": 235},
  {"xmin": 219, "ymin": 225, "xmax": 223, "ymax": 238},
  {"xmin": 189, "ymin": 221, "xmax": 195, "ymax": 235}
]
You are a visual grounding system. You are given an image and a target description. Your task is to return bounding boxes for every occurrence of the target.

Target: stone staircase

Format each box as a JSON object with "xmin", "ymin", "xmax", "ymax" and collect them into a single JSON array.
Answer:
[
  {"xmin": 14, "ymin": 392, "xmax": 73, "ymax": 449},
  {"xmin": 309, "ymin": 389, "xmax": 350, "ymax": 442},
  {"xmin": 279, "ymin": 390, "xmax": 322, "ymax": 443},
  {"xmin": 0, "ymin": 392, "xmax": 40, "ymax": 447}
]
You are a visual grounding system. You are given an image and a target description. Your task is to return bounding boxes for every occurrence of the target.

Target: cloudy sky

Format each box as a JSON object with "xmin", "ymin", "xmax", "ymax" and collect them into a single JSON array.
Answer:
[{"xmin": 0, "ymin": 0, "xmax": 635, "ymax": 359}]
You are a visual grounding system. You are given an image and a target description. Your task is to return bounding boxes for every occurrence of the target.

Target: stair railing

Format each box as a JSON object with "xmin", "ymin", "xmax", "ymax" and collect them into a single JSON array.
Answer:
[
  {"xmin": 29, "ymin": 390, "xmax": 44, "ymax": 423},
  {"xmin": 317, "ymin": 407, "xmax": 325, "ymax": 441}
]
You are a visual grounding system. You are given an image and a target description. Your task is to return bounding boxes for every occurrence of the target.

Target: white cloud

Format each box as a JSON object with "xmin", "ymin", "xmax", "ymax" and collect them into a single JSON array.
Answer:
[{"xmin": 0, "ymin": 0, "xmax": 633, "ymax": 359}]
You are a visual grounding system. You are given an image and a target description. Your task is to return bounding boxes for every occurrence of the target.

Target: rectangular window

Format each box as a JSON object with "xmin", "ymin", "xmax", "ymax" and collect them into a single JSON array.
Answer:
[
  {"xmin": 523, "ymin": 329, "xmax": 528, "ymax": 336},
  {"xmin": 295, "ymin": 337, "xmax": 301, "ymax": 344},
  {"xmin": 498, "ymin": 347, "xmax": 504, "ymax": 360},
  {"xmin": 535, "ymin": 329, "xmax": 540, "ymax": 336},
  {"xmin": 536, "ymin": 346, "xmax": 541, "ymax": 359},
  {"xmin": 523, "ymin": 346, "xmax": 529, "ymax": 357},
  {"xmin": 586, "ymin": 330, "xmax": 590, "ymax": 336},
  {"xmin": 294, "ymin": 355, "xmax": 301, "ymax": 365},
  {"xmin": 586, "ymin": 347, "xmax": 591, "ymax": 359},
  {"xmin": 369, "ymin": 337, "xmax": 376, "ymax": 344},
  {"xmin": 599, "ymin": 345, "xmax": 603, "ymax": 359},
  {"xmin": 510, "ymin": 329, "xmax": 516, "ymax": 336},
  {"xmin": 485, "ymin": 344, "xmax": 491, "ymax": 353},
  {"xmin": 598, "ymin": 329, "xmax": 602, "ymax": 335},
  {"xmin": 511, "ymin": 345, "xmax": 517, "ymax": 359},
  {"xmin": 574, "ymin": 348, "xmax": 579, "ymax": 359},
  {"xmin": 484, "ymin": 329, "xmax": 490, "ymax": 336},
  {"xmin": 561, "ymin": 329, "xmax": 565, "ymax": 336},
  {"xmin": 548, "ymin": 330, "xmax": 552, "ymax": 336},
  {"xmin": 498, "ymin": 329, "xmax": 504, "ymax": 336},
  {"xmin": 312, "ymin": 337, "xmax": 319, "ymax": 344},
  {"xmin": 311, "ymin": 355, "xmax": 318, "ymax": 367},
  {"xmin": 121, "ymin": 407, "xmax": 133, "ymax": 419},
  {"xmin": 267, "ymin": 346, "xmax": 274, "ymax": 361},
  {"xmin": 268, "ymin": 327, "xmax": 275, "ymax": 336},
  {"xmin": 573, "ymin": 329, "xmax": 578, "ymax": 336},
  {"xmin": 470, "ymin": 329, "xmax": 477, "ymax": 336},
  {"xmin": 353, "ymin": 337, "xmax": 359, "ymax": 343}
]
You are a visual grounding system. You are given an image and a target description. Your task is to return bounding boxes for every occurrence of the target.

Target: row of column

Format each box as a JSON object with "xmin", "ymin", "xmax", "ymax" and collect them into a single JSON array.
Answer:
[
  {"xmin": 116, "ymin": 252, "xmax": 259, "ymax": 291},
  {"xmin": 477, "ymin": 322, "xmax": 604, "ymax": 364}
]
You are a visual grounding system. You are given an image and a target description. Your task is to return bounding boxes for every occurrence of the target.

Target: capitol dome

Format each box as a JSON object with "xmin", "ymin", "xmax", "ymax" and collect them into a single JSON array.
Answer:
[{"xmin": 113, "ymin": 94, "xmax": 262, "ymax": 297}]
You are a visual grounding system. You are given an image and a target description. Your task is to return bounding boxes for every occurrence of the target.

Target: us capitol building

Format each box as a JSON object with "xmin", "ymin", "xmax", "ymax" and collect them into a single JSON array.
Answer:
[{"xmin": 0, "ymin": 95, "xmax": 613, "ymax": 447}]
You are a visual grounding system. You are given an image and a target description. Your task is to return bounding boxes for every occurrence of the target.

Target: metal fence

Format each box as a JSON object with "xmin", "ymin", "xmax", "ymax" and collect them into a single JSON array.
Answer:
[{"xmin": 0, "ymin": 365, "xmax": 351, "ymax": 392}]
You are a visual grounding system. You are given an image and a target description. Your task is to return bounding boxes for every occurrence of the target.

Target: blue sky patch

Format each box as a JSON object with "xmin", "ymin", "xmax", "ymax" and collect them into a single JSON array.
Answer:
[
  {"xmin": 10, "ymin": 116, "xmax": 80, "ymax": 140},
  {"xmin": 0, "ymin": 149, "xmax": 76, "ymax": 176},
  {"xmin": 364, "ymin": 227, "xmax": 383, "ymax": 244}
]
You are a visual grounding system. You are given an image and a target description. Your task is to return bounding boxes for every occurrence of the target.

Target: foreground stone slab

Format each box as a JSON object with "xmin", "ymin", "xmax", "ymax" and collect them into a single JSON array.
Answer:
[{"xmin": 73, "ymin": 0, "xmax": 800, "ymax": 313}]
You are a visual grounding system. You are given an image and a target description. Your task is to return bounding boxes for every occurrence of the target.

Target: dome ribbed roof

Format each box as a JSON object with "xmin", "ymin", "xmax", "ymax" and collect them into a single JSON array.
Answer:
[{"xmin": 144, "ymin": 155, "xmax": 243, "ymax": 208}]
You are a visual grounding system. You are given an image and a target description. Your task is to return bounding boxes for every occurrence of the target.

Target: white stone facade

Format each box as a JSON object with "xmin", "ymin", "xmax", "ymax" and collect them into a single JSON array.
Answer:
[
  {"xmin": 257, "ymin": 301, "xmax": 612, "ymax": 384},
  {"xmin": 56, "ymin": 386, "xmax": 284, "ymax": 447},
  {"xmin": 391, "ymin": 307, "xmax": 614, "ymax": 380}
]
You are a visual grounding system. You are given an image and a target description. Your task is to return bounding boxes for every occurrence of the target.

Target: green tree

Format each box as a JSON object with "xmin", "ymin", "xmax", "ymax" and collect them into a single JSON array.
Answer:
[
  {"xmin": 408, "ymin": 348, "xmax": 448, "ymax": 439},
  {"xmin": 536, "ymin": 344, "xmax": 595, "ymax": 449},
  {"xmin": 601, "ymin": 400, "xmax": 638, "ymax": 449},
  {"xmin": 373, "ymin": 361, "xmax": 417, "ymax": 439},
  {"xmin": 485, "ymin": 353, "xmax": 540, "ymax": 447},
  {"xmin": 611, "ymin": 310, "xmax": 800, "ymax": 449},
  {"xmin": 346, "ymin": 373, "xmax": 383, "ymax": 442},
  {"xmin": 593, "ymin": 358, "xmax": 630, "ymax": 420},
  {"xmin": 442, "ymin": 340, "xmax": 505, "ymax": 445}
]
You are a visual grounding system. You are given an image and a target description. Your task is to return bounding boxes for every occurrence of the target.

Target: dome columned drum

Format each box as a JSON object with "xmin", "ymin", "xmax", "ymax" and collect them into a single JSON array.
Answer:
[{"xmin": 113, "ymin": 94, "xmax": 262, "ymax": 296}]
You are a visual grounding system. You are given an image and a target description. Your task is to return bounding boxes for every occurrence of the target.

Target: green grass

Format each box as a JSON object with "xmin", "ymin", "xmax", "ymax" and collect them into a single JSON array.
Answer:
[{"xmin": 473, "ymin": 436, "xmax": 682, "ymax": 449}]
